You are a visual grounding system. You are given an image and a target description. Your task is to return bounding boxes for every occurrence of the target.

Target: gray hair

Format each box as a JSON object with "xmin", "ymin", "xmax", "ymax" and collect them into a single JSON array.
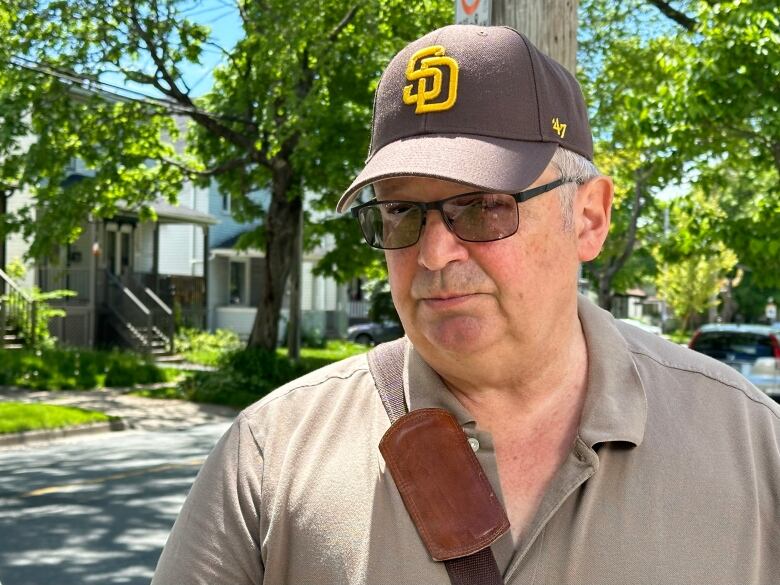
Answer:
[{"xmin": 549, "ymin": 147, "xmax": 601, "ymax": 231}]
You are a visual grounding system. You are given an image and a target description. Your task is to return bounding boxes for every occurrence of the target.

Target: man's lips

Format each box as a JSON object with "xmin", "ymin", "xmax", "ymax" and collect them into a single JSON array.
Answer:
[{"xmin": 418, "ymin": 293, "xmax": 481, "ymax": 308}]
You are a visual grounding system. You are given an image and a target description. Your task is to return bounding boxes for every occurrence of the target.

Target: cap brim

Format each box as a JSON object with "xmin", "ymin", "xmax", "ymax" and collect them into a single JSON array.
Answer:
[{"xmin": 337, "ymin": 134, "xmax": 557, "ymax": 213}]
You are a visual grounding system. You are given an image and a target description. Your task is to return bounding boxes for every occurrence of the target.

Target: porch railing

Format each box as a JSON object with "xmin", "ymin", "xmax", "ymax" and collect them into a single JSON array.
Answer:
[
  {"xmin": 0, "ymin": 268, "xmax": 37, "ymax": 347},
  {"xmin": 105, "ymin": 271, "xmax": 174, "ymax": 354},
  {"xmin": 38, "ymin": 267, "xmax": 91, "ymax": 301},
  {"xmin": 138, "ymin": 283, "xmax": 175, "ymax": 354}
]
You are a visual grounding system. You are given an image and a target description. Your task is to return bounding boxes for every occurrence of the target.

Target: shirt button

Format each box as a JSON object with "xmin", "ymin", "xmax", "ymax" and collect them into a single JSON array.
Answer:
[{"xmin": 468, "ymin": 437, "xmax": 480, "ymax": 452}]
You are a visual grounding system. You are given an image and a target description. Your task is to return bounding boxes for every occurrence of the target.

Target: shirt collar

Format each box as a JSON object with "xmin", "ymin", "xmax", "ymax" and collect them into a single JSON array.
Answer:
[
  {"xmin": 403, "ymin": 295, "xmax": 647, "ymax": 447},
  {"xmin": 576, "ymin": 294, "xmax": 647, "ymax": 448}
]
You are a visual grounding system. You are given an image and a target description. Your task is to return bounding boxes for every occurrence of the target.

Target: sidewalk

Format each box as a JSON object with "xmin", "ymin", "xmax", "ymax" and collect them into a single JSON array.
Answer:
[{"xmin": 0, "ymin": 386, "xmax": 239, "ymax": 446}]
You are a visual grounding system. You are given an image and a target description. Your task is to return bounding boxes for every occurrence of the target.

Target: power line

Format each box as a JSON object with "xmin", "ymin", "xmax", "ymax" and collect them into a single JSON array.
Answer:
[{"xmin": 8, "ymin": 55, "xmax": 253, "ymax": 126}]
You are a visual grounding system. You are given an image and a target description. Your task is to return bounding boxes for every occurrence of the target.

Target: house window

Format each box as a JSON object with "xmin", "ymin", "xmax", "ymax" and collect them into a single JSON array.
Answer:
[
  {"xmin": 221, "ymin": 192, "xmax": 231, "ymax": 213},
  {"xmin": 229, "ymin": 260, "xmax": 247, "ymax": 305}
]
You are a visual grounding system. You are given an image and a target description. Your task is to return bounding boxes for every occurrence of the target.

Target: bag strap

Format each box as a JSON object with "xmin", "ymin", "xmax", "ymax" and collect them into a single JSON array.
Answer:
[{"xmin": 367, "ymin": 339, "xmax": 504, "ymax": 585}]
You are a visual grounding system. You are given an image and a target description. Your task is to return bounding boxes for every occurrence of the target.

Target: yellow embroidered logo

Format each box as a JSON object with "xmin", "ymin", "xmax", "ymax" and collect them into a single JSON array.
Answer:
[
  {"xmin": 552, "ymin": 117, "xmax": 567, "ymax": 138},
  {"xmin": 403, "ymin": 46, "xmax": 459, "ymax": 114}
]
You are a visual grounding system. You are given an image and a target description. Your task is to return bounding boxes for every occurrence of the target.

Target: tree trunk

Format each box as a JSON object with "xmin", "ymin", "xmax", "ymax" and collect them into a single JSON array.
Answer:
[
  {"xmin": 247, "ymin": 160, "xmax": 302, "ymax": 350},
  {"xmin": 588, "ymin": 166, "xmax": 651, "ymax": 310},
  {"xmin": 491, "ymin": 0, "xmax": 578, "ymax": 73},
  {"xmin": 597, "ymin": 273, "xmax": 613, "ymax": 312}
]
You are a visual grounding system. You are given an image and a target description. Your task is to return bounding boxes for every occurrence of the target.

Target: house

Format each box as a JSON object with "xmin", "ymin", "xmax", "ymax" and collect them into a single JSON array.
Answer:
[
  {"xmin": 206, "ymin": 185, "xmax": 350, "ymax": 341},
  {"xmin": 611, "ymin": 288, "xmax": 657, "ymax": 322},
  {"xmin": 4, "ymin": 158, "xmax": 216, "ymax": 353}
]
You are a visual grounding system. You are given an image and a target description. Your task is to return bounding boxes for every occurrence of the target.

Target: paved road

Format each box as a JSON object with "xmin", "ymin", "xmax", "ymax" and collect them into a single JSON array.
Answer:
[{"xmin": 0, "ymin": 413, "xmax": 233, "ymax": 585}]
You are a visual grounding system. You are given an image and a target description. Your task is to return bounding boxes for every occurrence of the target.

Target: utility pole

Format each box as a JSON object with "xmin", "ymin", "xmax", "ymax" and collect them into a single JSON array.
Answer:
[
  {"xmin": 286, "ymin": 204, "xmax": 303, "ymax": 361},
  {"xmin": 490, "ymin": 0, "xmax": 579, "ymax": 73}
]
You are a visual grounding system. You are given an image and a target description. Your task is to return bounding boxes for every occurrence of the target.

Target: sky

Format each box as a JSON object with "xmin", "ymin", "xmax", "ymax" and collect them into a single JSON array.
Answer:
[
  {"xmin": 176, "ymin": 0, "xmax": 243, "ymax": 97},
  {"xmin": 105, "ymin": 0, "xmax": 243, "ymax": 100}
]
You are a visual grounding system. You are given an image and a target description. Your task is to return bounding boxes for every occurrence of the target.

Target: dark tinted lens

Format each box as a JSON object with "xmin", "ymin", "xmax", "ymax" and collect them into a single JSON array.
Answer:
[
  {"xmin": 443, "ymin": 193, "xmax": 518, "ymax": 242},
  {"xmin": 358, "ymin": 202, "xmax": 423, "ymax": 249}
]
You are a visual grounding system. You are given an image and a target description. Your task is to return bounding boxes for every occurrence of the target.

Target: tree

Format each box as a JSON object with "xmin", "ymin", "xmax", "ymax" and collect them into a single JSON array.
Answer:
[
  {"xmin": 653, "ymin": 241, "xmax": 738, "ymax": 332},
  {"xmin": 1, "ymin": 0, "xmax": 452, "ymax": 350},
  {"xmin": 578, "ymin": 0, "xmax": 779, "ymax": 308},
  {"xmin": 577, "ymin": 11, "xmax": 684, "ymax": 309}
]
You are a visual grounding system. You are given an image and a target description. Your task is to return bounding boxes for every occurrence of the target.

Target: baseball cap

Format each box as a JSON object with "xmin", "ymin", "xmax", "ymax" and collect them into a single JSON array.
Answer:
[{"xmin": 337, "ymin": 24, "xmax": 593, "ymax": 213}]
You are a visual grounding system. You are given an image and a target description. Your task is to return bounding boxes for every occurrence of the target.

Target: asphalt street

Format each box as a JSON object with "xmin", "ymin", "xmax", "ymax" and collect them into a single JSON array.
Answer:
[{"xmin": 0, "ymin": 421, "xmax": 232, "ymax": 585}]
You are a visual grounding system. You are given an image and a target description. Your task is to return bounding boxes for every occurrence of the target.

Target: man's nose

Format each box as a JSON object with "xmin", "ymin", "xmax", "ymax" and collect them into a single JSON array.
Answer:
[{"xmin": 416, "ymin": 209, "xmax": 469, "ymax": 271}]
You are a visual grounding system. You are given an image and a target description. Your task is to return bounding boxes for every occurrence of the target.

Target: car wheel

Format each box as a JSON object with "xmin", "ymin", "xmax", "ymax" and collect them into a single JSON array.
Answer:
[{"xmin": 355, "ymin": 333, "xmax": 373, "ymax": 346}]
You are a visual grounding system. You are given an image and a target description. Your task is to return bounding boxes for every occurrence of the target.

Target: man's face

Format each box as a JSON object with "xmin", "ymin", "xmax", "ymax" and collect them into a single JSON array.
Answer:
[{"xmin": 376, "ymin": 168, "xmax": 583, "ymax": 358}]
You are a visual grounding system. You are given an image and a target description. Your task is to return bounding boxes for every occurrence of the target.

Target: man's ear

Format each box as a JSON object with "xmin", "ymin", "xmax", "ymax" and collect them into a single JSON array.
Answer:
[{"xmin": 575, "ymin": 176, "xmax": 613, "ymax": 262}]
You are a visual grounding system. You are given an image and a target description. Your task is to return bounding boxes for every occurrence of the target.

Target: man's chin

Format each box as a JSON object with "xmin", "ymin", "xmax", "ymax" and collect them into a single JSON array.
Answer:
[{"xmin": 416, "ymin": 316, "xmax": 491, "ymax": 354}]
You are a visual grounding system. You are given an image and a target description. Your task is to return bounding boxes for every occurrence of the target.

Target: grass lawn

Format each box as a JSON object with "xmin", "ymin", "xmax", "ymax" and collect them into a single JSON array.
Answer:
[
  {"xmin": 276, "ymin": 341, "xmax": 369, "ymax": 363},
  {"xmin": 0, "ymin": 402, "xmax": 114, "ymax": 434},
  {"xmin": 129, "ymin": 385, "xmax": 189, "ymax": 400}
]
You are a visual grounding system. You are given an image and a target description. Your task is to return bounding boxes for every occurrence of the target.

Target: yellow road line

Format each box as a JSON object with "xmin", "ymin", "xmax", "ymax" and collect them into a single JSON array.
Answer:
[{"xmin": 21, "ymin": 458, "xmax": 205, "ymax": 498}]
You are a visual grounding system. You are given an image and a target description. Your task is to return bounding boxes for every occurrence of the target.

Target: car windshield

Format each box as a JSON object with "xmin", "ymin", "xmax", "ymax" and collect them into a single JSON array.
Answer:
[{"xmin": 692, "ymin": 331, "xmax": 774, "ymax": 361}]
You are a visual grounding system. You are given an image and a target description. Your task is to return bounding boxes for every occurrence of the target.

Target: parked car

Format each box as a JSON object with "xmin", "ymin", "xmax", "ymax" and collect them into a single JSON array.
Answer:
[
  {"xmin": 346, "ymin": 320, "xmax": 404, "ymax": 346},
  {"xmin": 688, "ymin": 323, "xmax": 780, "ymax": 400}
]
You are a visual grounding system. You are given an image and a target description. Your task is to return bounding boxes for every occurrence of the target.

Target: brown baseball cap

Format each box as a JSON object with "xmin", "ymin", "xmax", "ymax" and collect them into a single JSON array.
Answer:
[{"xmin": 337, "ymin": 24, "xmax": 593, "ymax": 213}]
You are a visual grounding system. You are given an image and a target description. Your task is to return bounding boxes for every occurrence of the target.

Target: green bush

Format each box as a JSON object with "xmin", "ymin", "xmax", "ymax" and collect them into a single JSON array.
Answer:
[
  {"xmin": 175, "ymin": 327, "xmax": 242, "ymax": 366},
  {"xmin": 0, "ymin": 347, "xmax": 169, "ymax": 390},
  {"xmin": 301, "ymin": 327, "xmax": 327, "ymax": 349},
  {"xmin": 182, "ymin": 341, "xmax": 368, "ymax": 409},
  {"xmin": 181, "ymin": 348, "xmax": 310, "ymax": 408}
]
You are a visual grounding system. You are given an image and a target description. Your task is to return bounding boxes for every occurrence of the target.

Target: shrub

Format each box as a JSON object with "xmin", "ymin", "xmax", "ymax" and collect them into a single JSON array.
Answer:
[
  {"xmin": 175, "ymin": 327, "xmax": 242, "ymax": 366},
  {"xmin": 181, "ymin": 348, "xmax": 310, "ymax": 408},
  {"xmin": 181, "ymin": 341, "xmax": 368, "ymax": 409},
  {"xmin": 0, "ymin": 347, "xmax": 168, "ymax": 390}
]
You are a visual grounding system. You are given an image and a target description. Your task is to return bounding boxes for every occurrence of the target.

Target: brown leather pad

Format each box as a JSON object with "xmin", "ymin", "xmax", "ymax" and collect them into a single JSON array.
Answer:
[{"xmin": 379, "ymin": 408, "xmax": 510, "ymax": 561}]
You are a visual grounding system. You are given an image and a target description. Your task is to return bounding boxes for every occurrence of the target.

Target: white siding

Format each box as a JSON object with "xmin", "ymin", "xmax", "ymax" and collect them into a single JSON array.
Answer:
[
  {"xmin": 134, "ymin": 222, "xmax": 155, "ymax": 273},
  {"xmin": 155, "ymin": 181, "xmax": 209, "ymax": 276},
  {"xmin": 302, "ymin": 261, "xmax": 313, "ymax": 311},
  {"xmin": 208, "ymin": 256, "xmax": 229, "ymax": 330},
  {"xmin": 158, "ymin": 224, "xmax": 193, "ymax": 275},
  {"xmin": 191, "ymin": 225, "xmax": 204, "ymax": 277},
  {"xmin": 5, "ymin": 187, "xmax": 35, "ymax": 287},
  {"xmin": 215, "ymin": 306, "xmax": 256, "ymax": 340}
]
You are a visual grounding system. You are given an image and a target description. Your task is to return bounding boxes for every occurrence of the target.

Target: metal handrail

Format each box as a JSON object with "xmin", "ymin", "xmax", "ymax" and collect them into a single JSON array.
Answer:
[
  {"xmin": 106, "ymin": 271, "xmax": 152, "ymax": 352},
  {"xmin": 0, "ymin": 268, "xmax": 33, "ymax": 301},
  {"xmin": 0, "ymin": 268, "xmax": 37, "ymax": 346},
  {"xmin": 106, "ymin": 272, "xmax": 150, "ymax": 316},
  {"xmin": 105, "ymin": 271, "xmax": 174, "ymax": 354},
  {"xmin": 143, "ymin": 287, "xmax": 173, "ymax": 315}
]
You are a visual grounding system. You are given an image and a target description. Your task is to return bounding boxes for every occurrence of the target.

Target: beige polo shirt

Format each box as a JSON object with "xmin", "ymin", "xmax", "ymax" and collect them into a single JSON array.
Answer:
[{"xmin": 152, "ymin": 297, "xmax": 780, "ymax": 585}]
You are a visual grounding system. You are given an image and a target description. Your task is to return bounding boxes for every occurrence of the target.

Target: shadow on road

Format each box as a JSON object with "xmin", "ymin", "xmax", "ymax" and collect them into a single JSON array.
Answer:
[{"xmin": 0, "ymin": 423, "xmax": 231, "ymax": 585}]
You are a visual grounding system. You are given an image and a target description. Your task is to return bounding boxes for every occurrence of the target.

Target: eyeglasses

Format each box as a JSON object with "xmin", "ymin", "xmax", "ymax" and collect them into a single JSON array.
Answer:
[{"xmin": 351, "ymin": 178, "xmax": 573, "ymax": 250}]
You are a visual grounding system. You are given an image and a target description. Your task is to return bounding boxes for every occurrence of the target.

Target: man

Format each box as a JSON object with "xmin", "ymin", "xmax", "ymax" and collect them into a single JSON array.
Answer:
[{"xmin": 152, "ymin": 25, "xmax": 780, "ymax": 584}]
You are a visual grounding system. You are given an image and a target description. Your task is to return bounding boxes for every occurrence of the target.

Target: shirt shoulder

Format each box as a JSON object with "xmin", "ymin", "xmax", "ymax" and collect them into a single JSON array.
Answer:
[
  {"xmin": 239, "ymin": 352, "xmax": 380, "ymax": 445},
  {"xmin": 617, "ymin": 321, "xmax": 780, "ymax": 419}
]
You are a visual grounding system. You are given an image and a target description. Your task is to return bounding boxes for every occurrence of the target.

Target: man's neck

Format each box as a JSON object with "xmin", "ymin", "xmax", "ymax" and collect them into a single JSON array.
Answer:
[{"xmin": 418, "ymin": 307, "xmax": 588, "ymax": 405}]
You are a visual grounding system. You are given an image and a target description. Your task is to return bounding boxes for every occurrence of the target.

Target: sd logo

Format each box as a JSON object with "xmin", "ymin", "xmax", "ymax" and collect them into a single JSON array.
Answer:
[{"xmin": 402, "ymin": 46, "xmax": 459, "ymax": 114}]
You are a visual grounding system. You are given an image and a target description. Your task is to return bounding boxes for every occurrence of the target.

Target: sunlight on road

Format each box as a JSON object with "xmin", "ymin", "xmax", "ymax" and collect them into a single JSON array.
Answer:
[{"xmin": 21, "ymin": 458, "xmax": 205, "ymax": 498}]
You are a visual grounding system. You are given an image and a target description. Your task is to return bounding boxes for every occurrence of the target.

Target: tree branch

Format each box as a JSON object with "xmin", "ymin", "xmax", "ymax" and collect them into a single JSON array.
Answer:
[
  {"xmin": 161, "ymin": 154, "xmax": 264, "ymax": 176},
  {"xmin": 128, "ymin": 1, "xmax": 191, "ymax": 104},
  {"xmin": 606, "ymin": 164, "xmax": 653, "ymax": 280},
  {"xmin": 645, "ymin": 0, "xmax": 696, "ymax": 31},
  {"xmin": 328, "ymin": 4, "xmax": 361, "ymax": 43}
]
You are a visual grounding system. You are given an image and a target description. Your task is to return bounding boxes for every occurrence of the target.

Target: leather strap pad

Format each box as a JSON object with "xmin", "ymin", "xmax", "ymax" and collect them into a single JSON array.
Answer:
[{"xmin": 379, "ymin": 408, "xmax": 510, "ymax": 561}]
